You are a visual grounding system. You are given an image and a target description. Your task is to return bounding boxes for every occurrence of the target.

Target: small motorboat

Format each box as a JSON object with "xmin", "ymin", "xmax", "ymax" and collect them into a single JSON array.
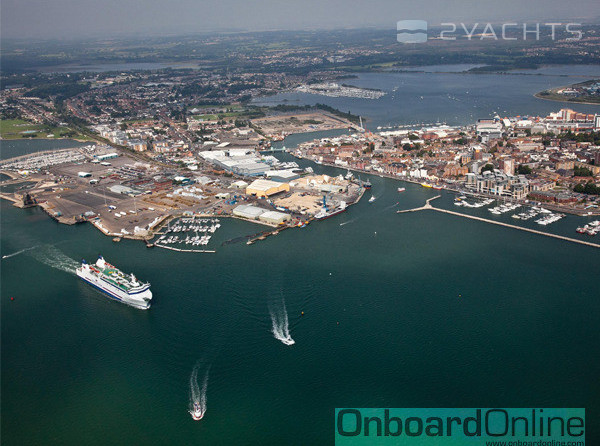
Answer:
[
  {"xmin": 190, "ymin": 402, "xmax": 204, "ymax": 420},
  {"xmin": 368, "ymin": 196, "xmax": 376, "ymax": 203},
  {"xmin": 397, "ymin": 187, "xmax": 406, "ymax": 192}
]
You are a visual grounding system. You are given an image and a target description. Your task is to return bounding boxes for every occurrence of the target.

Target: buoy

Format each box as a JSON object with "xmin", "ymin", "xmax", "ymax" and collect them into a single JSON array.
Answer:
[
  {"xmin": 301, "ymin": 311, "xmax": 304, "ymax": 316},
  {"xmin": 11, "ymin": 297, "xmax": 14, "ymax": 301},
  {"xmin": 459, "ymin": 294, "xmax": 462, "ymax": 298}
]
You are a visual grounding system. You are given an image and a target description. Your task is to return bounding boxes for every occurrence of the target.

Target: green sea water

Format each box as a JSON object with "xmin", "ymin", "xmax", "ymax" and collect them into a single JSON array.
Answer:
[{"xmin": 2, "ymin": 151, "xmax": 600, "ymax": 444}]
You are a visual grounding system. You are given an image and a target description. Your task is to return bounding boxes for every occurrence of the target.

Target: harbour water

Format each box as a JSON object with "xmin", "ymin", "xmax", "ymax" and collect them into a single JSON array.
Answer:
[
  {"xmin": 253, "ymin": 65, "xmax": 600, "ymax": 128},
  {"xmin": 2, "ymin": 151, "xmax": 600, "ymax": 444},
  {"xmin": 0, "ymin": 138, "xmax": 88, "ymax": 161},
  {"xmin": 2, "ymin": 64, "xmax": 600, "ymax": 444}
]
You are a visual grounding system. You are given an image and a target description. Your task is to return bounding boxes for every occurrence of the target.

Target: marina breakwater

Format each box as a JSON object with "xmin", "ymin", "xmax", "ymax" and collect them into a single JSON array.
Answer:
[{"xmin": 398, "ymin": 196, "xmax": 600, "ymax": 249}]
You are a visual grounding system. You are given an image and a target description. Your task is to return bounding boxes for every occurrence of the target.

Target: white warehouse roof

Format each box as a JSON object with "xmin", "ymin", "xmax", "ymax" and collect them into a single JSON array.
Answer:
[{"xmin": 233, "ymin": 204, "xmax": 267, "ymax": 219}]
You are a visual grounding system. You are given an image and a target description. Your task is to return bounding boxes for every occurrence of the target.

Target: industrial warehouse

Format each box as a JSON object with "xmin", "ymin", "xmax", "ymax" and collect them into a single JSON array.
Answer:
[
  {"xmin": 232, "ymin": 204, "xmax": 291, "ymax": 225},
  {"xmin": 245, "ymin": 179, "xmax": 290, "ymax": 198}
]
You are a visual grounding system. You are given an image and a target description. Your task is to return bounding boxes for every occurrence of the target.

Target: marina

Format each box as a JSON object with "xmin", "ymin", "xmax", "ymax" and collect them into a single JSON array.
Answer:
[
  {"xmin": 154, "ymin": 217, "xmax": 221, "ymax": 251},
  {"xmin": 535, "ymin": 212, "xmax": 565, "ymax": 226},
  {"xmin": 512, "ymin": 208, "xmax": 541, "ymax": 220},
  {"xmin": 576, "ymin": 220, "xmax": 600, "ymax": 236},
  {"xmin": 399, "ymin": 196, "xmax": 600, "ymax": 249},
  {"xmin": 488, "ymin": 203, "xmax": 520, "ymax": 215}
]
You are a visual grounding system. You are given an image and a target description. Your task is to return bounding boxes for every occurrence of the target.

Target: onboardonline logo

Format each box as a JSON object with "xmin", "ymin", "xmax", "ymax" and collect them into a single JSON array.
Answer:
[
  {"xmin": 335, "ymin": 408, "xmax": 585, "ymax": 445},
  {"xmin": 396, "ymin": 21, "xmax": 583, "ymax": 43}
]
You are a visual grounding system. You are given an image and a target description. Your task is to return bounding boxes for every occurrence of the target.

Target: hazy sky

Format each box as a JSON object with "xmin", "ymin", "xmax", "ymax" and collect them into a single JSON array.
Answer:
[{"xmin": 2, "ymin": 0, "xmax": 598, "ymax": 39}]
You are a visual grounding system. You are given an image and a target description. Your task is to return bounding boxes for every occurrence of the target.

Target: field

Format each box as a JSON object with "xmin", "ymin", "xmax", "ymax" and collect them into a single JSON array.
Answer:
[
  {"xmin": 0, "ymin": 119, "xmax": 93, "ymax": 140},
  {"xmin": 191, "ymin": 111, "xmax": 247, "ymax": 121}
]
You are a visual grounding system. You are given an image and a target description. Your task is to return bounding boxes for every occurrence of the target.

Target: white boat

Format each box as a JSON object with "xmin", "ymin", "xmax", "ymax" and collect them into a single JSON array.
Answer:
[
  {"xmin": 397, "ymin": 187, "xmax": 406, "ymax": 192},
  {"xmin": 369, "ymin": 196, "xmax": 376, "ymax": 203},
  {"xmin": 76, "ymin": 256, "xmax": 152, "ymax": 309},
  {"xmin": 190, "ymin": 402, "xmax": 204, "ymax": 420}
]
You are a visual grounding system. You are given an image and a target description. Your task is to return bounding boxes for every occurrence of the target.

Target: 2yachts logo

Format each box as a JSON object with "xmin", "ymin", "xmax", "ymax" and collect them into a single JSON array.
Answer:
[{"xmin": 397, "ymin": 21, "xmax": 583, "ymax": 44}]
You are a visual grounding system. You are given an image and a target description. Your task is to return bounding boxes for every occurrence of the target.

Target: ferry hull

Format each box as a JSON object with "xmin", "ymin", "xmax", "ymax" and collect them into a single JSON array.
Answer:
[{"xmin": 76, "ymin": 268, "xmax": 152, "ymax": 310}]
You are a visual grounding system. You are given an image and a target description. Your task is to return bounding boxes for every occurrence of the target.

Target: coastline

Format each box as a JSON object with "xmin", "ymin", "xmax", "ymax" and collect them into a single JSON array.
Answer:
[
  {"xmin": 289, "ymin": 152, "xmax": 600, "ymax": 216},
  {"xmin": 533, "ymin": 92, "xmax": 600, "ymax": 106},
  {"xmin": 0, "ymin": 136, "xmax": 95, "ymax": 143}
]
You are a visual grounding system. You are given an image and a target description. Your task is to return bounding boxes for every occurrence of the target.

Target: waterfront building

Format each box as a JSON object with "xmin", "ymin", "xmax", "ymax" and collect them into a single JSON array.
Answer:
[
  {"xmin": 232, "ymin": 204, "xmax": 267, "ymax": 220},
  {"xmin": 466, "ymin": 169, "xmax": 530, "ymax": 199},
  {"xmin": 258, "ymin": 211, "xmax": 291, "ymax": 225},
  {"xmin": 246, "ymin": 179, "xmax": 290, "ymax": 198}
]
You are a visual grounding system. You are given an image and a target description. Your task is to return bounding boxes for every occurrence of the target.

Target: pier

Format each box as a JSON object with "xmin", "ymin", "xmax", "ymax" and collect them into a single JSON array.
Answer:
[
  {"xmin": 153, "ymin": 244, "xmax": 215, "ymax": 253},
  {"xmin": 398, "ymin": 196, "xmax": 600, "ymax": 249},
  {"xmin": 396, "ymin": 195, "xmax": 441, "ymax": 213}
]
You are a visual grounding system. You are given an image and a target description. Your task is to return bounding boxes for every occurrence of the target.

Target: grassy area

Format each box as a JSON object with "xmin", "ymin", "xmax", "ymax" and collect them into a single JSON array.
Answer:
[
  {"xmin": 191, "ymin": 109, "xmax": 266, "ymax": 121},
  {"xmin": 0, "ymin": 119, "xmax": 94, "ymax": 140},
  {"xmin": 188, "ymin": 103, "xmax": 243, "ymax": 111},
  {"xmin": 192, "ymin": 111, "xmax": 242, "ymax": 120}
]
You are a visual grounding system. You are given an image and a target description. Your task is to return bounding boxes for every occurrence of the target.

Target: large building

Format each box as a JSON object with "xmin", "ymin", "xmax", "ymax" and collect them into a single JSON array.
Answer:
[
  {"xmin": 232, "ymin": 204, "xmax": 266, "ymax": 220},
  {"xmin": 258, "ymin": 211, "xmax": 291, "ymax": 225},
  {"xmin": 466, "ymin": 170, "xmax": 530, "ymax": 199},
  {"xmin": 246, "ymin": 179, "xmax": 290, "ymax": 198},
  {"xmin": 232, "ymin": 205, "xmax": 291, "ymax": 225},
  {"xmin": 127, "ymin": 140, "xmax": 147, "ymax": 152},
  {"xmin": 499, "ymin": 158, "xmax": 515, "ymax": 176},
  {"xmin": 199, "ymin": 150, "xmax": 270, "ymax": 176}
]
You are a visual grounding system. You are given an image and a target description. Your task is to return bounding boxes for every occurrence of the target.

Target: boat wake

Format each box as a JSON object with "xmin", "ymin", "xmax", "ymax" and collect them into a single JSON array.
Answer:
[
  {"xmin": 189, "ymin": 363, "xmax": 210, "ymax": 421},
  {"xmin": 381, "ymin": 202, "xmax": 400, "ymax": 212},
  {"xmin": 2, "ymin": 245, "xmax": 38, "ymax": 260},
  {"xmin": 269, "ymin": 298, "xmax": 295, "ymax": 346},
  {"xmin": 340, "ymin": 217, "xmax": 358, "ymax": 226},
  {"xmin": 28, "ymin": 245, "xmax": 79, "ymax": 275}
]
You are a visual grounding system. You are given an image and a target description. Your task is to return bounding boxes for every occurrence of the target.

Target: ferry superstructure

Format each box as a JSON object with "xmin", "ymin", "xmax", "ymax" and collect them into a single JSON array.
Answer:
[{"xmin": 76, "ymin": 256, "xmax": 152, "ymax": 309}]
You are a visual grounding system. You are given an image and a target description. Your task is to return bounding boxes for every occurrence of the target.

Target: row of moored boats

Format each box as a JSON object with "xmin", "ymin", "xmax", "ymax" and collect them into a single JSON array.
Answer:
[
  {"xmin": 157, "ymin": 217, "xmax": 221, "ymax": 247},
  {"xmin": 454, "ymin": 196, "xmax": 567, "ymax": 226},
  {"xmin": 576, "ymin": 220, "xmax": 600, "ymax": 236},
  {"xmin": 157, "ymin": 234, "xmax": 212, "ymax": 246}
]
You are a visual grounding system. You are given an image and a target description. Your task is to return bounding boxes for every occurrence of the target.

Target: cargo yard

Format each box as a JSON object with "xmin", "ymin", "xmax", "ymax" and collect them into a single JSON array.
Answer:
[{"xmin": 0, "ymin": 143, "xmax": 364, "ymax": 245}]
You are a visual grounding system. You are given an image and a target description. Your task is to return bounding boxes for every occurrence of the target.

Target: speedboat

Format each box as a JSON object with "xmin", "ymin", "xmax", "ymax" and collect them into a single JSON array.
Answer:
[
  {"xmin": 190, "ymin": 402, "xmax": 204, "ymax": 420},
  {"xmin": 369, "ymin": 195, "xmax": 376, "ymax": 203}
]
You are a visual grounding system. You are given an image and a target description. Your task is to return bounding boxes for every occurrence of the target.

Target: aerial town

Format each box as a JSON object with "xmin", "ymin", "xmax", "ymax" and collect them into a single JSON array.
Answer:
[
  {"xmin": 2, "ymin": 4, "xmax": 600, "ymax": 444},
  {"xmin": 2, "ymin": 78, "xmax": 600, "ymax": 246},
  {"xmin": 1, "ymin": 49, "xmax": 600, "ymax": 247}
]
